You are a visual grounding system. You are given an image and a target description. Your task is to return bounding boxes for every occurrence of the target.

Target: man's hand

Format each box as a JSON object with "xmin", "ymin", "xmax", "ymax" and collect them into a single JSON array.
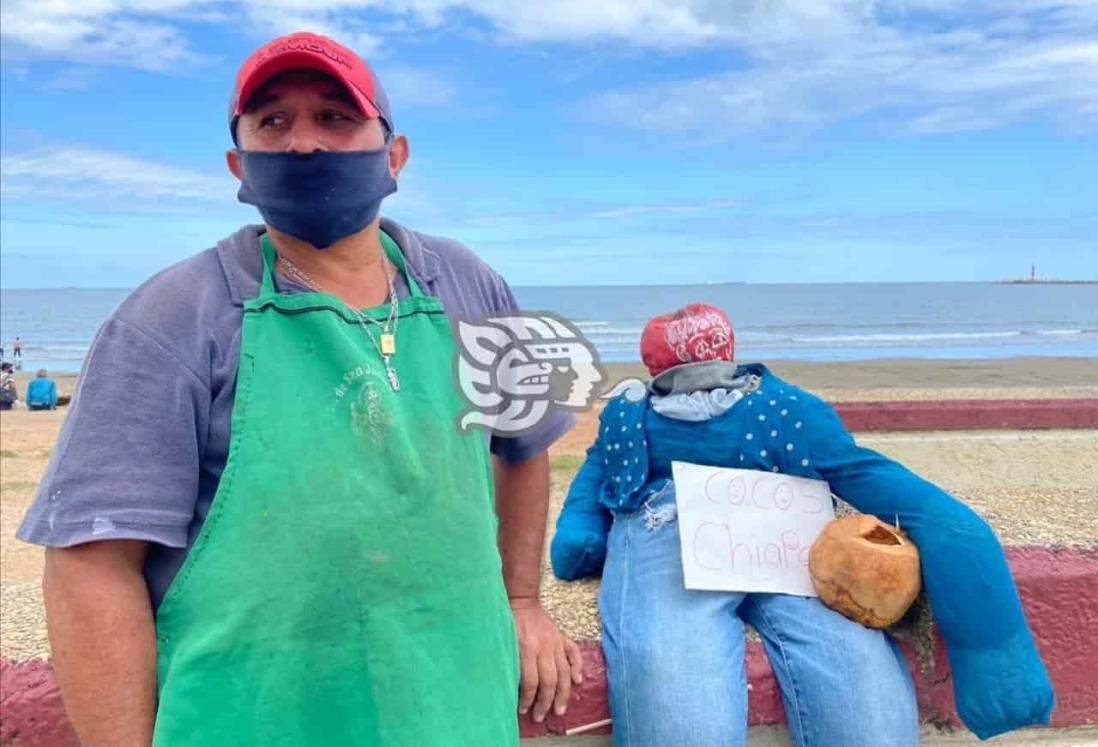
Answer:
[
  {"xmin": 493, "ymin": 450, "xmax": 583, "ymax": 720},
  {"xmin": 511, "ymin": 597, "xmax": 584, "ymax": 723}
]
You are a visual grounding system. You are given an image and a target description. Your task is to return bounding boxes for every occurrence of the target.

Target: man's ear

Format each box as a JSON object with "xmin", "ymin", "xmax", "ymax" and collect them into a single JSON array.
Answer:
[
  {"xmin": 388, "ymin": 134, "xmax": 409, "ymax": 179},
  {"xmin": 226, "ymin": 149, "xmax": 243, "ymax": 180}
]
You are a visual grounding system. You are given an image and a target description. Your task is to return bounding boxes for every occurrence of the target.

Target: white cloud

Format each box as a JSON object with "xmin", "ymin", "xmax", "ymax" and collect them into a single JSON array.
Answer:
[
  {"xmin": 1, "ymin": 145, "xmax": 235, "ymax": 203},
  {"xmin": 240, "ymin": 4, "xmax": 383, "ymax": 58},
  {"xmin": 44, "ymin": 67, "xmax": 103, "ymax": 92},
  {"xmin": 0, "ymin": 0, "xmax": 214, "ymax": 70},
  {"xmin": 376, "ymin": 64, "xmax": 456, "ymax": 106},
  {"xmin": 583, "ymin": 5, "xmax": 1098, "ymax": 136},
  {"xmin": 2, "ymin": 1, "xmax": 1095, "ymax": 136}
]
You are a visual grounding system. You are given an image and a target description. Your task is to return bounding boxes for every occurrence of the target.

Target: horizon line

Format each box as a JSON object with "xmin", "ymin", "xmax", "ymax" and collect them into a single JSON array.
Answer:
[{"xmin": 5, "ymin": 278, "xmax": 1097, "ymax": 292}]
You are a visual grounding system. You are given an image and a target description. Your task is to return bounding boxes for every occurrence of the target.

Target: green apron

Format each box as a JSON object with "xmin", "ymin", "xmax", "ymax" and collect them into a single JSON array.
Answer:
[{"xmin": 153, "ymin": 232, "xmax": 519, "ymax": 746}]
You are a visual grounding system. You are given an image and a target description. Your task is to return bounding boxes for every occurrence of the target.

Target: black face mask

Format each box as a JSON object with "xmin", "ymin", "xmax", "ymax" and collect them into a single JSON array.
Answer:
[{"xmin": 236, "ymin": 147, "xmax": 397, "ymax": 249}]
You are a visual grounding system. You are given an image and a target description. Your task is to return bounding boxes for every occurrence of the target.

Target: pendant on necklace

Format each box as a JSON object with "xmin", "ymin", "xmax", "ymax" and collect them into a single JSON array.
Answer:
[
  {"xmin": 381, "ymin": 333, "xmax": 396, "ymax": 356},
  {"xmin": 384, "ymin": 356, "xmax": 401, "ymax": 392}
]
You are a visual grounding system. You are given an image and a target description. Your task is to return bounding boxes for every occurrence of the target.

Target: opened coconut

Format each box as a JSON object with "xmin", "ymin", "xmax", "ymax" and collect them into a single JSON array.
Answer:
[{"xmin": 809, "ymin": 515, "xmax": 921, "ymax": 629}]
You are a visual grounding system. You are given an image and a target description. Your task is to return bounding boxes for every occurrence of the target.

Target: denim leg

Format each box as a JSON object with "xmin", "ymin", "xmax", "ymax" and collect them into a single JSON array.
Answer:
[
  {"xmin": 599, "ymin": 483, "xmax": 749, "ymax": 747},
  {"xmin": 741, "ymin": 594, "xmax": 919, "ymax": 747}
]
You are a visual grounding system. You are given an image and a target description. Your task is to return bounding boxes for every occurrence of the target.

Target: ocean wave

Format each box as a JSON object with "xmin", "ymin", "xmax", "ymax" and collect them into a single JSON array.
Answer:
[
  {"xmin": 789, "ymin": 331, "xmax": 1023, "ymax": 344},
  {"xmin": 16, "ymin": 343, "xmax": 93, "ymax": 352},
  {"xmin": 1032, "ymin": 328, "xmax": 1085, "ymax": 336},
  {"xmin": 580, "ymin": 327, "xmax": 1095, "ymax": 347},
  {"xmin": 578, "ymin": 326, "xmax": 646, "ymax": 337}
]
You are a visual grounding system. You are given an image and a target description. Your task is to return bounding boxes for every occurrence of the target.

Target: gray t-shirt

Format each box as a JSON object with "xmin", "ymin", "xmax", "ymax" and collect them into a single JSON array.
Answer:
[{"xmin": 17, "ymin": 218, "xmax": 574, "ymax": 607}]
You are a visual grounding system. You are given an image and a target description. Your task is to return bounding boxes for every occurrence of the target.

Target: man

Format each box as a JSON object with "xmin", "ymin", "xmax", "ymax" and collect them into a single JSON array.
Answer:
[
  {"xmin": 19, "ymin": 32, "xmax": 581, "ymax": 746},
  {"xmin": 13, "ymin": 336, "xmax": 22, "ymax": 358},
  {"xmin": 25, "ymin": 369, "xmax": 58, "ymax": 410}
]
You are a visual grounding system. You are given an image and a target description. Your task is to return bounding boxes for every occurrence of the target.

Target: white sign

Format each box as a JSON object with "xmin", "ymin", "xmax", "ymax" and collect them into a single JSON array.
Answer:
[{"xmin": 672, "ymin": 461, "xmax": 835, "ymax": 596}]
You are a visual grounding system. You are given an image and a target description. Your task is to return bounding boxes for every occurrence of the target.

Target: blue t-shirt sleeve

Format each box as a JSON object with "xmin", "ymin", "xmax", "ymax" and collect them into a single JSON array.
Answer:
[
  {"xmin": 16, "ymin": 317, "xmax": 208, "ymax": 549},
  {"xmin": 483, "ymin": 273, "xmax": 575, "ymax": 463}
]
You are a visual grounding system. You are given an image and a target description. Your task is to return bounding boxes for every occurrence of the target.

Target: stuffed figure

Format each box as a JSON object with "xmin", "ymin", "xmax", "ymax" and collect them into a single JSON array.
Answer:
[{"xmin": 552, "ymin": 303, "xmax": 1053, "ymax": 746}]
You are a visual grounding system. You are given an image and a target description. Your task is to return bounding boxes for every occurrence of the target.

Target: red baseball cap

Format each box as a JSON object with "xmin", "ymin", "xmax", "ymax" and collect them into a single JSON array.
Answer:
[
  {"xmin": 640, "ymin": 303, "xmax": 735, "ymax": 377},
  {"xmin": 229, "ymin": 31, "xmax": 392, "ymax": 141}
]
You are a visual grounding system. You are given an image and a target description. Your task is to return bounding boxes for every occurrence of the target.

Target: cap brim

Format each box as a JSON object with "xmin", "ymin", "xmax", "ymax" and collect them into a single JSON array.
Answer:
[{"xmin": 235, "ymin": 50, "xmax": 380, "ymax": 119}]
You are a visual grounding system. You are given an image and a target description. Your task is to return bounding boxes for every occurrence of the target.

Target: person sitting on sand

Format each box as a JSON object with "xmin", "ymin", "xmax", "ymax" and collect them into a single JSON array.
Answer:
[
  {"xmin": 25, "ymin": 369, "xmax": 58, "ymax": 411},
  {"xmin": 551, "ymin": 303, "xmax": 1053, "ymax": 747},
  {"xmin": 0, "ymin": 362, "xmax": 17, "ymax": 411}
]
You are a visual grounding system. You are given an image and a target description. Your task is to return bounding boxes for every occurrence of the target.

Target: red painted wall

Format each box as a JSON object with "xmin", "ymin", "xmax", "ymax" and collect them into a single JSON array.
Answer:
[
  {"xmin": 835, "ymin": 399, "xmax": 1098, "ymax": 431},
  {"xmin": 4, "ymin": 548, "xmax": 1092, "ymax": 744}
]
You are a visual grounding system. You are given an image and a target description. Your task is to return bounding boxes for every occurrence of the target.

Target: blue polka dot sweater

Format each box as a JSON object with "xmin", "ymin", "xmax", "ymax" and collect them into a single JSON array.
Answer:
[{"xmin": 551, "ymin": 363, "xmax": 1053, "ymax": 740}]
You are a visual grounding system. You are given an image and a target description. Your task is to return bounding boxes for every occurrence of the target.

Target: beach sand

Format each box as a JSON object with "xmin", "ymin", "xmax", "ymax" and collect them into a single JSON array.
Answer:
[{"xmin": 1, "ymin": 358, "xmax": 1096, "ymax": 658}]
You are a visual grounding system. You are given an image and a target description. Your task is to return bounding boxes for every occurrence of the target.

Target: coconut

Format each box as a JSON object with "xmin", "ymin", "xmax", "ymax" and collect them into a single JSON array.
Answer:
[{"xmin": 809, "ymin": 515, "xmax": 922, "ymax": 629}]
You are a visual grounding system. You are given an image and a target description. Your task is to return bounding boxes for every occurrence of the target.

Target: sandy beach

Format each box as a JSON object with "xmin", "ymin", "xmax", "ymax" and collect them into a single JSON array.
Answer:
[{"xmin": 2, "ymin": 357, "xmax": 1096, "ymax": 658}]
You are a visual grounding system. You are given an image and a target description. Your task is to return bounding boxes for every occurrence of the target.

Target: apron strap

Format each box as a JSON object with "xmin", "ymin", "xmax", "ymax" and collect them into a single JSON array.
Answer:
[{"xmin": 258, "ymin": 229, "xmax": 426, "ymax": 302}]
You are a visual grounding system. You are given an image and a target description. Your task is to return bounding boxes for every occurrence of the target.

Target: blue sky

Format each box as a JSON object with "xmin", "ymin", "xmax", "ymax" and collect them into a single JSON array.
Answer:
[{"xmin": 1, "ymin": 1, "xmax": 1096, "ymax": 288}]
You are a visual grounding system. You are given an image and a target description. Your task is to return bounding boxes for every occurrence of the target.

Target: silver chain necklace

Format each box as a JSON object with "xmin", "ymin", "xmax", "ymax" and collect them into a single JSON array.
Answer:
[{"xmin": 278, "ymin": 252, "xmax": 402, "ymax": 392}]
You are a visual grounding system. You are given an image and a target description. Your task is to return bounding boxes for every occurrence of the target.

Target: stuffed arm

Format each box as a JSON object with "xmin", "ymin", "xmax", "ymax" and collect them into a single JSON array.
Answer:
[
  {"xmin": 550, "ymin": 433, "xmax": 613, "ymax": 581},
  {"xmin": 788, "ymin": 390, "xmax": 1054, "ymax": 740}
]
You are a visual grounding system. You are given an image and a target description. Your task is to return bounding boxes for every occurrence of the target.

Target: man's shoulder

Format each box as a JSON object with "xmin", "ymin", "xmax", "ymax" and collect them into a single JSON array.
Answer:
[
  {"xmin": 384, "ymin": 219, "xmax": 511, "ymax": 317},
  {"xmin": 115, "ymin": 247, "xmax": 228, "ymax": 329},
  {"xmin": 385, "ymin": 219, "xmax": 504, "ymax": 288},
  {"xmin": 105, "ymin": 226, "xmax": 259, "ymax": 374}
]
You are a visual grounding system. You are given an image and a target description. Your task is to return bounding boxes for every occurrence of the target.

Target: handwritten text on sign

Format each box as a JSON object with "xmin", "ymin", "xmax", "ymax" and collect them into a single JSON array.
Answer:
[{"xmin": 672, "ymin": 461, "xmax": 835, "ymax": 596}]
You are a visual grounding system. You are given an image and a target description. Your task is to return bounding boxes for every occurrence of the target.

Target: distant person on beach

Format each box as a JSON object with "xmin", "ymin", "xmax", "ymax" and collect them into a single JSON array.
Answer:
[
  {"xmin": 25, "ymin": 369, "xmax": 58, "ymax": 411},
  {"xmin": 551, "ymin": 303, "xmax": 1053, "ymax": 746},
  {"xmin": 17, "ymin": 31, "xmax": 578, "ymax": 747},
  {"xmin": 0, "ymin": 362, "xmax": 16, "ymax": 411},
  {"xmin": 12, "ymin": 337, "xmax": 22, "ymax": 358}
]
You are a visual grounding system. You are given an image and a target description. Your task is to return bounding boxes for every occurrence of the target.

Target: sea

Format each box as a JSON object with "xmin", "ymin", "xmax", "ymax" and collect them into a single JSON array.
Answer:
[{"xmin": 1, "ymin": 282, "xmax": 1097, "ymax": 373}]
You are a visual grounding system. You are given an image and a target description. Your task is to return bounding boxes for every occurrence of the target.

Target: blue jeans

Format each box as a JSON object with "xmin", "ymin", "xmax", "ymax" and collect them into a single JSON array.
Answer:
[{"xmin": 599, "ymin": 482, "xmax": 919, "ymax": 747}]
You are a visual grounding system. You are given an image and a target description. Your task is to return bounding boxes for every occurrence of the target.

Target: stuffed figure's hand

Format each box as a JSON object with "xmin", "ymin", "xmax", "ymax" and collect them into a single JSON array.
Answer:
[
  {"xmin": 551, "ymin": 436, "xmax": 614, "ymax": 581},
  {"xmin": 551, "ymin": 525, "xmax": 610, "ymax": 581}
]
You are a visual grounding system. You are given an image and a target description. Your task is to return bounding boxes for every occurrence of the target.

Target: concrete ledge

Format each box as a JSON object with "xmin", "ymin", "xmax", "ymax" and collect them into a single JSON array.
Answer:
[
  {"xmin": 527, "ymin": 725, "xmax": 1098, "ymax": 746},
  {"xmin": 518, "ymin": 545, "xmax": 1097, "ymax": 738},
  {"xmin": 0, "ymin": 659, "xmax": 76, "ymax": 747},
  {"xmin": 2, "ymin": 547, "xmax": 1093, "ymax": 745},
  {"xmin": 833, "ymin": 399, "xmax": 1098, "ymax": 431}
]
